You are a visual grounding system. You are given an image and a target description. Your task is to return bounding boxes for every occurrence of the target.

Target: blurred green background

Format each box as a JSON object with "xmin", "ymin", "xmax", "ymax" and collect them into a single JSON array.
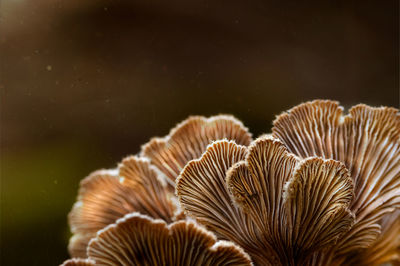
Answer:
[{"xmin": 1, "ymin": 0, "xmax": 398, "ymax": 265}]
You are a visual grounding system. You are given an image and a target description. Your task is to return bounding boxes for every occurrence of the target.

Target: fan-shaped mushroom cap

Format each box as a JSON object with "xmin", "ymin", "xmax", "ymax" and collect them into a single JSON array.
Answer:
[
  {"xmin": 176, "ymin": 140, "xmax": 263, "ymax": 262},
  {"xmin": 177, "ymin": 137, "xmax": 355, "ymax": 265},
  {"xmin": 87, "ymin": 213, "xmax": 252, "ymax": 266},
  {"xmin": 141, "ymin": 115, "xmax": 252, "ymax": 186},
  {"xmin": 68, "ymin": 157, "xmax": 178, "ymax": 257},
  {"xmin": 272, "ymin": 100, "xmax": 400, "ymax": 259}
]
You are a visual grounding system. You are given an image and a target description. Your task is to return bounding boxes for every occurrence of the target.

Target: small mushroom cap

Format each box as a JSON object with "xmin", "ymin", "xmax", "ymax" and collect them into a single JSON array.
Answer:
[
  {"xmin": 282, "ymin": 158, "xmax": 354, "ymax": 254},
  {"xmin": 141, "ymin": 115, "xmax": 252, "ymax": 184},
  {"xmin": 68, "ymin": 157, "xmax": 178, "ymax": 257},
  {"xmin": 88, "ymin": 212, "xmax": 252, "ymax": 266},
  {"xmin": 176, "ymin": 140, "xmax": 266, "ymax": 262}
]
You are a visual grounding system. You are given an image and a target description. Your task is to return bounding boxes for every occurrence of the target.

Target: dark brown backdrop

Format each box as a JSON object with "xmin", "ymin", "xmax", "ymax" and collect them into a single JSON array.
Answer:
[{"xmin": 1, "ymin": 1, "xmax": 398, "ymax": 265}]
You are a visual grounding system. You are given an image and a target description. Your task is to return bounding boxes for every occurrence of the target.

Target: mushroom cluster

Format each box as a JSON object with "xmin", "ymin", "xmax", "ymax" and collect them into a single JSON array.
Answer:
[{"xmin": 62, "ymin": 101, "xmax": 400, "ymax": 266}]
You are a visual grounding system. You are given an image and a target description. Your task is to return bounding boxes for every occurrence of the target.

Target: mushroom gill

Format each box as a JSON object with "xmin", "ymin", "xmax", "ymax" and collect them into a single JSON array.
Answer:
[{"xmin": 79, "ymin": 213, "xmax": 252, "ymax": 265}]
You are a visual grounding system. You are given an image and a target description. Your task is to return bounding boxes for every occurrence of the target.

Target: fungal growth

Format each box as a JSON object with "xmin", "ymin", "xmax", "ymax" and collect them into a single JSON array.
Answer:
[{"xmin": 64, "ymin": 101, "xmax": 400, "ymax": 265}]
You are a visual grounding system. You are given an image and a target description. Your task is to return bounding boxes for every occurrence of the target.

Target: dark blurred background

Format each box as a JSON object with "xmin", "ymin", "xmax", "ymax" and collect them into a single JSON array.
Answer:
[{"xmin": 0, "ymin": 0, "xmax": 398, "ymax": 265}]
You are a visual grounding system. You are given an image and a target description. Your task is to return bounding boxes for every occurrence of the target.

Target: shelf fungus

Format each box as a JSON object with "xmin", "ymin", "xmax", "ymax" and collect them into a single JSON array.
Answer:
[
  {"xmin": 67, "ymin": 115, "xmax": 253, "ymax": 259},
  {"xmin": 65, "ymin": 101, "xmax": 400, "ymax": 265}
]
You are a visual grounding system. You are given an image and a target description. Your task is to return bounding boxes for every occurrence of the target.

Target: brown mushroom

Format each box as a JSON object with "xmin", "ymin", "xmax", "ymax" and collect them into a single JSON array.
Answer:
[{"xmin": 66, "ymin": 104, "xmax": 399, "ymax": 265}]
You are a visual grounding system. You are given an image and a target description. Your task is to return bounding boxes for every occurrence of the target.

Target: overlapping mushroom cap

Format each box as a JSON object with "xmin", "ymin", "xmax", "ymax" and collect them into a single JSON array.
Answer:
[
  {"xmin": 65, "ymin": 101, "xmax": 399, "ymax": 265},
  {"xmin": 177, "ymin": 100, "xmax": 400, "ymax": 265},
  {"xmin": 177, "ymin": 137, "xmax": 354, "ymax": 265},
  {"xmin": 64, "ymin": 213, "xmax": 251, "ymax": 266},
  {"xmin": 68, "ymin": 115, "xmax": 252, "ymax": 258}
]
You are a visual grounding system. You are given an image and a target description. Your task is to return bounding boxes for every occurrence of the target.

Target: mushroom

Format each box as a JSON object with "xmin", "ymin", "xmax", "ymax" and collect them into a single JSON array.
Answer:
[{"xmin": 66, "ymin": 102, "xmax": 399, "ymax": 265}]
